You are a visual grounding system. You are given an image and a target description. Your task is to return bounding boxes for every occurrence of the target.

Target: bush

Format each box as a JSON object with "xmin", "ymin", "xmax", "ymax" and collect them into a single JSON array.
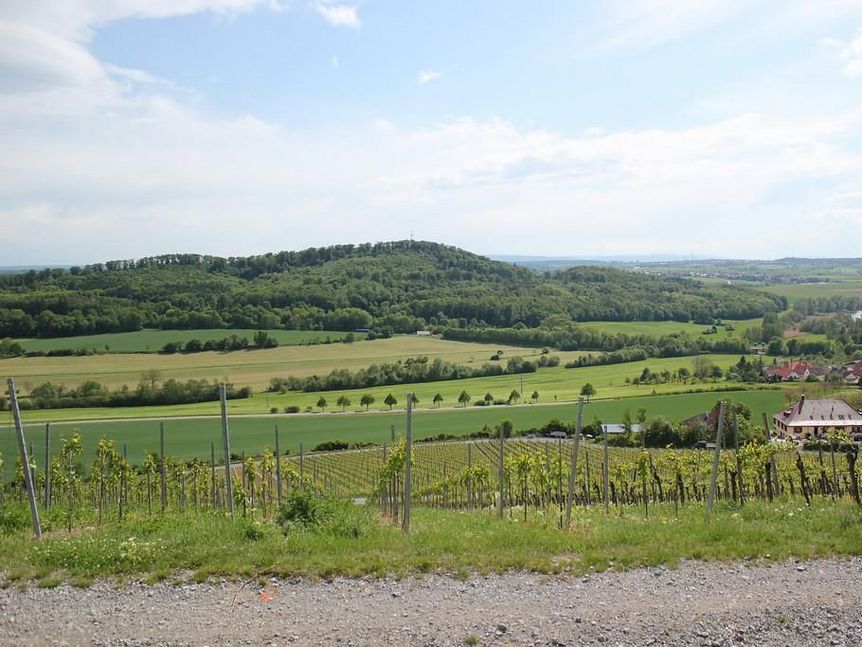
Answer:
[
  {"xmin": 0, "ymin": 505, "xmax": 31, "ymax": 533},
  {"xmin": 276, "ymin": 488, "xmax": 328, "ymax": 527},
  {"xmin": 269, "ymin": 407, "xmax": 278, "ymax": 414},
  {"xmin": 284, "ymin": 405, "xmax": 300, "ymax": 414},
  {"xmin": 803, "ymin": 440, "xmax": 857, "ymax": 453},
  {"xmin": 313, "ymin": 440, "xmax": 349, "ymax": 452},
  {"xmin": 275, "ymin": 487, "xmax": 372, "ymax": 538}
]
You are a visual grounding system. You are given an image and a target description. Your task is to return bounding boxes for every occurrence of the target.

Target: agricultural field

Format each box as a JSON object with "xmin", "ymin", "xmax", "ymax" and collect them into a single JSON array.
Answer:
[
  {"xmin": 4, "ymin": 353, "xmax": 766, "ymax": 423},
  {"xmin": 578, "ymin": 318, "xmax": 761, "ymax": 340},
  {"xmin": 759, "ymin": 279, "xmax": 862, "ymax": 304},
  {"xmin": 0, "ymin": 336, "xmax": 547, "ymax": 392},
  {"xmin": 14, "ymin": 328, "xmax": 367, "ymax": 354},
  {"xmin": 0, "ymin": 389, "xmax": 788, "ymax": 469}
]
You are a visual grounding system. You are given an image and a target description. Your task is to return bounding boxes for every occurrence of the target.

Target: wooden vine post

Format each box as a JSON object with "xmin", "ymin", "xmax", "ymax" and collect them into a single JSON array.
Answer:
[
  {"xmin": 602, "ymin": 410, "xmax": 610, "ymax": 512},
  {"xmin": 7, "ymin": 377, "xmax": 42, "ymax": 539},
  {"xmin": 497, "ymin": 417, "xmax": 505, "ymax": 518},
  {"xmin": 159, "ymin": 422, "xmax": 167, "ymax": 512},
  {"xmin": 402, "ymin": 393, "xmax": 413, "ymax": 533},
  {"xmin": 220, "ymin": 383, "xmax": 234, "ymax": 519},
  {"xmin": 44, "ymin": 422, "xmax": 51, "ymax": 510},
  {"xmin": 732, "ymin": 410, "xmax": 744, "ymax": 505},
  {"xmin": 565, "ymin": 397, "xmax": 584, "ymax": 526},
  {"xmin": 846, "ymin": 447, "xmax": 860, "ymax": 507},
  {"xmin": 274, "ymin": 424, "xmax": 282, "ymax": 503},
  {"xmin": 706, "ymin": 401, "xmax": 727, "ymax": 519}
]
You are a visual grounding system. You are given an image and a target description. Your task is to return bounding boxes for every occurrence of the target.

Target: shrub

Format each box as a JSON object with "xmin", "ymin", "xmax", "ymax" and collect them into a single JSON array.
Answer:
[
  {"xmin": 0, "ymin": 505, "xmax": 31, "ymax": 533},
  {"xmin": 313, "ymin": 440, "xmax": 349, "ymax": 452},
  {"xmin": 270, "ymin": 407, "xmax": 278, "ymax": 414},
  {"xmin": 284, "ymin": 405, "xmax": 300, "ymax": 414},
  {"xmin": 276, "ymin": 488, "xmax": 328, "ymax": 527},
  {"xmin": 276, "ymin": 488, "xmax": 372, "ymax": 538}
]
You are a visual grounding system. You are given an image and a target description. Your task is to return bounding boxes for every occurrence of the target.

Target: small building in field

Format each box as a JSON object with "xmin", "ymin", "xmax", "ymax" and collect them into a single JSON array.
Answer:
[
  {"xmin": 772, "ymin": 395, "xmax": 862, "ymax": 440},
  {"xmin": 415, "ymin": 330, "xmax": 432, "ymax": 336},
  {"xmin": 602, "ymin": 423, "xmax": 642, "ymax": 435}
]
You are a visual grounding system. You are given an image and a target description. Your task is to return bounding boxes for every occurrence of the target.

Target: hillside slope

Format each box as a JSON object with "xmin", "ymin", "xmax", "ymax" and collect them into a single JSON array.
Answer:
[{"xmin": 0, "ymin": 241, "xmax": 785, "ymax": 338}]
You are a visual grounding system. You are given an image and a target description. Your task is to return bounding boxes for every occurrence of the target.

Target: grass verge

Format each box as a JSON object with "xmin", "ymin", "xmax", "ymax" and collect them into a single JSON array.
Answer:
[{"xmin": 1, "ymin": 498, "xmax": 861, "ymax": 585}]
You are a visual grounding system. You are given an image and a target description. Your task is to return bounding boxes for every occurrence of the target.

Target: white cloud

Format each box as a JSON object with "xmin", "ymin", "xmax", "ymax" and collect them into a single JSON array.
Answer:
[
  {"xmin": 592, "ymin": 0, "xmax": 862, "ymax": 52},
  {"xmin": 2, "ymin": 0, "xmax": 862, "ymax": 262},
  {"xmin": 310, "ymin": 1, "xmax": 360, "ymax": 28},
  {"xmin": 417, "ymin": 70, "xmax": 442, "ymax": 85},
  {"xmin": 827, "ymin": 28, "xmax": 862, "ymax": 76},
  {"xmin": 105, "ymin": 64, "xmax": 172, "ymax": 86},
  {"xmin": 1, "ymin": 1, "xmax": 271, "ymax": 41},
  {"xmin": 592, "ymin": 0, "xmax": 745, "ymax": 51},
  {"xmin": 0, "ymin": 1, "xmax": 275, "ymax": 117},
  {"xmin": 4, "ymin": 99, "xmax": 862, "ymax": 262},
  {"xmin": 0, "ymin": 21, "xmax": 105, "ymax": 94}
]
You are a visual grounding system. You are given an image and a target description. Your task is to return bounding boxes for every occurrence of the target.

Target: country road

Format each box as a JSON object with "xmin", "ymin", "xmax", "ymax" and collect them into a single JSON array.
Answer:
[{"xmin": 2, "ymin": 558, "xmax": 860, "ymax": 646}]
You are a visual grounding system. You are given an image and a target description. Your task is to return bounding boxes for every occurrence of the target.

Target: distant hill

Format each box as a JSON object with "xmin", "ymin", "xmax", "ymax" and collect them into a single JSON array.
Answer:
[
  {"xmin": 0, "ymin": 241, "xmax": 785, "ymax": 339},
  {"xmin": 0, "ymin": 265, "xmax": 71, "ymax": 275},
  {"xmin": 625, "ymin": 257, "xmax": 862, "ymax": 283},
  {"xmin": 490, "ymin": 254, "xmax": 707, "ymax": 273}
]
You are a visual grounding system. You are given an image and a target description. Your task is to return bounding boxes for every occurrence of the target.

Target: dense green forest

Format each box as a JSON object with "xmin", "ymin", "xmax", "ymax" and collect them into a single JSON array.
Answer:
[{"xmin": 0, "ymin": 241, "xmax": 786, "ymax": 339}]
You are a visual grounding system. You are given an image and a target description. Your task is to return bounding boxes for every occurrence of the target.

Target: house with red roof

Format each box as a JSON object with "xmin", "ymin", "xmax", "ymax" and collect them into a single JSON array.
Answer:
[{"xmin": 763, "ymin": 360, "xmax": 812, "ymax": 382}]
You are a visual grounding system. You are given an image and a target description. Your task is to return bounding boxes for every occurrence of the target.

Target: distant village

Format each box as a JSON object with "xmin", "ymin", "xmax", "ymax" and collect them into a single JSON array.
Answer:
[{"xmin": 762, "ymin": 359, "xmax": 862, "ymax": 385}]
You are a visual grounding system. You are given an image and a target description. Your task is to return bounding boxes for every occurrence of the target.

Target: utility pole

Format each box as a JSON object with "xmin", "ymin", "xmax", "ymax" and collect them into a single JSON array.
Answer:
[
  {"xmin": 7, "ymin": 378, "xmax": 41, "ymax": 539},
  {"xmin": 220, "ymin": 384, "xmax": 234, "ymax": 519}
]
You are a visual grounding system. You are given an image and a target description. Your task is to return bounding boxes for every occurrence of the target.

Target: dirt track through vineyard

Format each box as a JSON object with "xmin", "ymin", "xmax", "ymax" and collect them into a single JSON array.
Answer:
[{"xmin": 2, "ymin": 558, "xmax": 861, "ymax": 646}]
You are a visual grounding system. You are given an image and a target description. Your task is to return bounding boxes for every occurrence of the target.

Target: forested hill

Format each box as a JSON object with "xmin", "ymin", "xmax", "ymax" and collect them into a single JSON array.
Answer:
[{"xmin": 0, "ymin": 241, "xmax": 786, "ymax": 338}]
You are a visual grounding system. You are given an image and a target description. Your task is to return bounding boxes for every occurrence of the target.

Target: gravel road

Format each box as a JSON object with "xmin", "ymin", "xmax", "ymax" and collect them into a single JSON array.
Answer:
[{"xmin": 2, "ymin": 558, "xmax": 860, "ymax": 646}]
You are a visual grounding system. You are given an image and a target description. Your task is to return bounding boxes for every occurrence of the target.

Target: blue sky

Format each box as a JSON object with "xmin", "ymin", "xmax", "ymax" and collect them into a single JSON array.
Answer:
[{"xmin": 2, "ymin": 1, "xmax": 862, "ymax": 263}]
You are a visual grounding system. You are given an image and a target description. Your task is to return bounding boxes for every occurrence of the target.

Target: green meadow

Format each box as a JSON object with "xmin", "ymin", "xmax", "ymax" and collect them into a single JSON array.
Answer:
[
  {"xmin": 0, "ymin": 389, "xmax": 787, "ymax": 469},
  {"xmin": 578, "ymin": 318, "xmax": 762, "ymax": 339},
  {"xmin": 2, "ymin": 500, "xmax": 861, "ymax": 583},
  {"xmin": 15, "ymin": 328, "xmax": 366, "ymax": 354},
  {"xmin": 0, "ymin": 336, "xmax": 544, "ymax": 392},
  {"xmin": 760, "ymin": 280, "xmax": 862, "ymax": 304},
  {"xmin": 6, "ymin": 353, "xmax": 762, "ymax": 423}
]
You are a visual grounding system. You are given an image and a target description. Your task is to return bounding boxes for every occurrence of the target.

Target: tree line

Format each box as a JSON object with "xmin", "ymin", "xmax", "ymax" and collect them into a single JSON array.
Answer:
[
  {"xmin": 0, "ymin": 241, "xmax": 785, "ymax": 339},
  {"xmin": 267, "ymin": 355, "xmax": 541, "ymax": 394},
  {"xmin": 4, "ymin": 376, "xmax": 251, "ymax": 411}
]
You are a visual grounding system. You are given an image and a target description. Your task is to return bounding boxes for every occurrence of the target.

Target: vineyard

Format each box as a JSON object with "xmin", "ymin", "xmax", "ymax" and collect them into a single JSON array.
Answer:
[{"xmin": 3, "ymin": 424, "xmax": 860, "ymax": 534}]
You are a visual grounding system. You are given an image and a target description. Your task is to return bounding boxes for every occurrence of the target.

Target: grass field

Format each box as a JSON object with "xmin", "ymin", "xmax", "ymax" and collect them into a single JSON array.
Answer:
[
  {"xmin": 4, "ymin": 353, "xmax": 762, "ymax": 423},
  {"xmin": 760, "ymin": 280, "xmax": 862, "ymax": 304},
  {"xmin": 579, "ymin": 318, "xmax": 761, "ymax": 339},
  {"xmin": 14, "ymin": 329, "xmax": 367, "ymax": 354},
  {"xmin": 2, "ymin": 500, "xmax": 860, "ymax": 582},
  {"xmin": 0, "ymin": 336, "xmax": 549, "ymax": 392},
  {"xmin": 0, "ymin": 389, "xmax": 787, "ymax": 469}
]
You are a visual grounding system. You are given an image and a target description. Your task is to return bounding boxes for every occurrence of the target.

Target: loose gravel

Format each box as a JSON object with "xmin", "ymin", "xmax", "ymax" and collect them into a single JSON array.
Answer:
[{"xmin": 2, "ymin": 558, "xmax": 861, "ymax": 646}]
